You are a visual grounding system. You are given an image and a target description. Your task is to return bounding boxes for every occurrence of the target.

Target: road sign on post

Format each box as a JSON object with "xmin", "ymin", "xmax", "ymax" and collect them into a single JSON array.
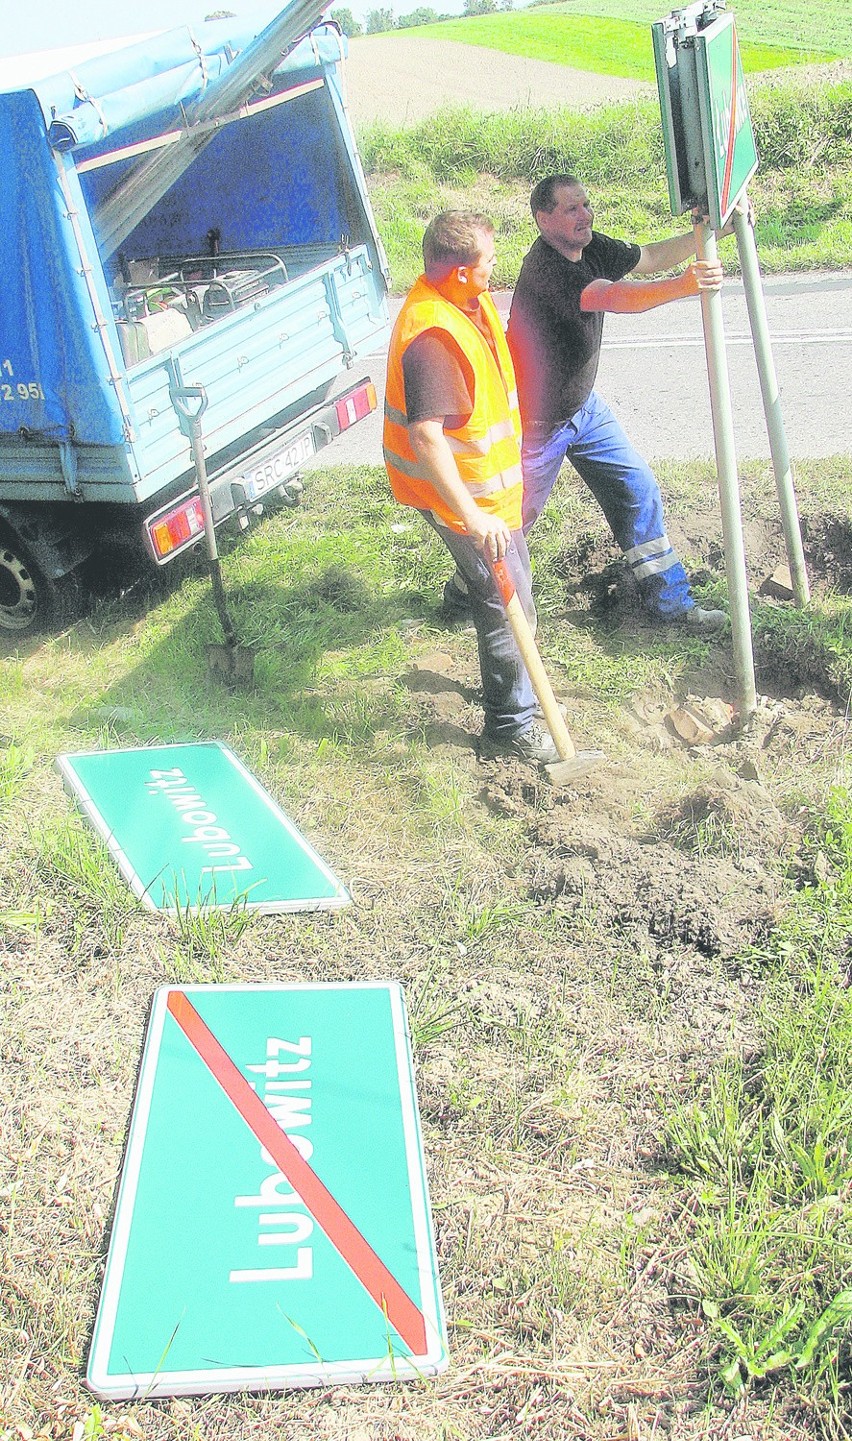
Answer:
[
  {"xmin": 653, "ymin": 1, "xmax": 809, "ymax": 630},
  {"xmin": 653, "ymin": 1, "xmax": 757, "ymax": 718},
  {"xmin": 652, "ymin": 1, "xmax": 757, "ymax": 228},
  {"xmin": 695, "ymin": 11, "xmax": 758, "ymax": 230}
]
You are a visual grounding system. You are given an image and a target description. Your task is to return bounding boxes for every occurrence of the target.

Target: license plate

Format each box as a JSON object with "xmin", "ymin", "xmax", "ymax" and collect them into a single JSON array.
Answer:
[{"xmin": 242, "ymin": 431, "xmax": 314, "ymax": 502}]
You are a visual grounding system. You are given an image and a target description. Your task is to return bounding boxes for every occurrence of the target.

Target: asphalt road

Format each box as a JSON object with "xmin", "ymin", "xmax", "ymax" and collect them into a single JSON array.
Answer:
[{"xmin": 311, "ymin": 270, "xmax": 852, "ymax": 471}]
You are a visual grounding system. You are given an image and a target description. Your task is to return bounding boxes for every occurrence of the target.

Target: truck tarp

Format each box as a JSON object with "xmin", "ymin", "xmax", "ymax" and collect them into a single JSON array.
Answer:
[
  {"xmin": 0, "ymin": 4, "xmax": 348, "ymax": 447},
  {"xmin": 0, "ymin": 93, "xmax": 124, "ymax": 445}
]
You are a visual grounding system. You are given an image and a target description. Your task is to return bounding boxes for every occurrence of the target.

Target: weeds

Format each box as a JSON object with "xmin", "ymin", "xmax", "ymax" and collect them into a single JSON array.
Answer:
[
  {"xmin": 0, "ymin": 742, "xmax": 34, "ymax": 808},
  {"xmin": 660, "ymin": 791, "xmax": 852, "ymax": 1422},
  {"xmin": 35, "ymin": 817, "xmax": 139, "ymax": 955},
  {"xmin": 408, "ymin": 957, "xmax": 467, "ymax": 1050},
  {"xmin": 753, "ymin": 594, "xmax": 852, "ymax": 707},
  {"xmin": 163, "ymin": 893, "xmax": 255, "ymax": 982}
]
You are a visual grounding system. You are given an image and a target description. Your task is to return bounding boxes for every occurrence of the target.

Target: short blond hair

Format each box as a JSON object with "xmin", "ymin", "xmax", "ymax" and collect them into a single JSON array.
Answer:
[{"xmin": 422, "ymin": 211, "xmax": 494, "ymax": 277}]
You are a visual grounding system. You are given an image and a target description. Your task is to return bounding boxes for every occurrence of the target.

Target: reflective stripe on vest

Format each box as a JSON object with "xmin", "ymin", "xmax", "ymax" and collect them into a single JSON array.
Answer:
[
  {"xmin": 383, "ymin": 440, "xmax": 522, "ymax": 496},
  {"xmin": 384, "ymin": 400, "xmax": 517, "ymax": 457}
]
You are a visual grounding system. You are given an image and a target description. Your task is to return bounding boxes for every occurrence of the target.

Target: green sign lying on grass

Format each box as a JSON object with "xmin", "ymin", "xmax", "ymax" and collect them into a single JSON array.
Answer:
[
  {"xmin": 57, "ymin": 741, "xmax": 349, "ymax": 914},
  {"xmin": 87, "ymin": 983, "xmax": 448, "ymax": 1399}
]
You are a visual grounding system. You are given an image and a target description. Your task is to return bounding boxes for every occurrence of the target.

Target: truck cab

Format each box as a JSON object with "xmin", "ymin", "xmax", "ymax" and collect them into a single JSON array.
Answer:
[{"xmin": 0, "ymin": 2, "xmax": 390, "ymax": 634}]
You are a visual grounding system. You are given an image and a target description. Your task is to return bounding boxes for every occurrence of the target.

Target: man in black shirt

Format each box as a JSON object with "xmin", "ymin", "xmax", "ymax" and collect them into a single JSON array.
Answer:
[{"xmin": 502, "ymin": 173, "xmax": 728, "ymax": 632}]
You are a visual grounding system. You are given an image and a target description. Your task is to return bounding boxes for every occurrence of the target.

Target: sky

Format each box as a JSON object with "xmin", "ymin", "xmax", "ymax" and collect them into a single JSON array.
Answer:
[{"xmin": 0, "ymin": 0, "xmax": 465, "ymax": 61}]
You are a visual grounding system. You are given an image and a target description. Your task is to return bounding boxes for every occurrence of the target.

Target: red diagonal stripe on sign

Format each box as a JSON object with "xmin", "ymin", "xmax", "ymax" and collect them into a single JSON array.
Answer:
[
  {"xmin": 720, "ymin": 24, "xmax": 739, "ymax": 217},
  {"xmin": 166, "ymin": 989, "xmax": 428, "ymax": 1357}
]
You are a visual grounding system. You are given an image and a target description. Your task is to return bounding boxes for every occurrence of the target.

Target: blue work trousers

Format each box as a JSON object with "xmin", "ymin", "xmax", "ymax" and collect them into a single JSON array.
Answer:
[
  {"xmin": 522, "ymin": 391, "xmax": 694, "ymax": 618},
  {"xmin": 423, "ymin": 513, "xmax": 537, "ymax": 738}
]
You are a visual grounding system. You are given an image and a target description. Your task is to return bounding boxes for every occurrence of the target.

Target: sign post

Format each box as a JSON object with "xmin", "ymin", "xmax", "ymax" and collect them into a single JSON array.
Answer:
[
  {"xmin": 733, "ymin": 200, "xmax": 810, "ymax": 605},
  {"xmin": 653, "ymin": 1, "xmax": 810, "ymax": 716},
  {"xmin": 693, "ymin": 215, "xmax": 757, "ymax": 716}
]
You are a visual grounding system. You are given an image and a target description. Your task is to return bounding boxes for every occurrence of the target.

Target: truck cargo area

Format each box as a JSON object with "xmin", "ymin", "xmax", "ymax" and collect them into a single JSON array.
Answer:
[{"xmin": 0, "ymin": 2, "xmax": 390, "ymax": 634}]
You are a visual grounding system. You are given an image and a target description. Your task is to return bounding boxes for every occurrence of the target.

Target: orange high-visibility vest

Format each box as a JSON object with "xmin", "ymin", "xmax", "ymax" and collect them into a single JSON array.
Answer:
[{"xmin": 383, "ymin": 277, "xmax": 523, "ymax": 533}]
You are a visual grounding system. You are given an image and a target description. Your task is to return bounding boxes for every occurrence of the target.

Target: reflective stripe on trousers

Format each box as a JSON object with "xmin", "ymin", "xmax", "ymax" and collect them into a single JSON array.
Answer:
[{"xmin": 520, "ymin": 391, "xmax": 694, "ymax": 618}]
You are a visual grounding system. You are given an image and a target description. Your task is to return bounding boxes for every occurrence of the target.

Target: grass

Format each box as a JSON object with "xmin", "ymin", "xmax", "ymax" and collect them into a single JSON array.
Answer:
[
  {"xmin": 660, "ymin": 792, "xmax": 852, "ymax": 1415},
  {"xmin": 406, "ymin": 12, "xmax": 836, "ymax": 82},
  {"xmin": 2, "ymin": 454, "xmax": 852, "ymax": 1437}
]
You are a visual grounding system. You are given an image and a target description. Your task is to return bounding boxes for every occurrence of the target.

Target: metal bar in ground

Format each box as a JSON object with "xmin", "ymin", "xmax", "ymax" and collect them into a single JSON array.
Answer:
[
  {"xmin": 733, "ymin": 197, "xmax": 810, "ymax": 606},
  {"xmin": 694, "ymin": 218, "xmax": 757, "ymax": 720}
]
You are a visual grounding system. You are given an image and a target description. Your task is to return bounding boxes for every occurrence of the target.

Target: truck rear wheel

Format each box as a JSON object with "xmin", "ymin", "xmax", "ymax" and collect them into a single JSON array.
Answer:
[{"xmin": 0, "ymin": 533, "xmax": 82, "ymax": 636}]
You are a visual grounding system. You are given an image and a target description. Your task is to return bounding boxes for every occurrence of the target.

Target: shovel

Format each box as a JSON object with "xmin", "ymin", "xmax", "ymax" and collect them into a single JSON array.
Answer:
[
  {"xmin": 171, "ymin": 385, "xmax": 256, "ymax": 686},
  {"xmin": 491, "ymin": 555, "xmax": 604, "ymax": 784}
]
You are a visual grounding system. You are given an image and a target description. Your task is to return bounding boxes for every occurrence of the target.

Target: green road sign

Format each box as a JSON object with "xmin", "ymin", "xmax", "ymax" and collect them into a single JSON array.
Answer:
[
  {"xmin": 652, "ymin": 3, "xmax": 758, "ymax": 228},
  {"xmin": 87, "ymin": 983, "xmax": 448, "ymax": 1399},
  {"xmin": 57, "ymin": 742, "xmax": 349, "ymax": 914},
  {"xmin": 695, "ymin": 12, "xmax": 758, "ymax": 230}
]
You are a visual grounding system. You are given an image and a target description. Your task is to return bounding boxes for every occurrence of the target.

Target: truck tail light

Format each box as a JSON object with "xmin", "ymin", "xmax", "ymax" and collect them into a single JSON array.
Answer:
[
  {"xmin": 149, "ymin": 495, "xmax": 206, "ymax": 560},
  {"xmin": 335, "ymin": 381, "xmax": 377, "ymax": 432}
]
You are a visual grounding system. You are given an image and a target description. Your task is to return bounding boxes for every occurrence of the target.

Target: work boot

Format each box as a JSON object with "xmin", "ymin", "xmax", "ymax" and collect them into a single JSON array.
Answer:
[
  {"xmin": 684, "ymin": 605, "xmax": 727, "ymax": 635},
  {"xmin": 479, "ymin": 721, "xmax": 560, "ymax": 766}
]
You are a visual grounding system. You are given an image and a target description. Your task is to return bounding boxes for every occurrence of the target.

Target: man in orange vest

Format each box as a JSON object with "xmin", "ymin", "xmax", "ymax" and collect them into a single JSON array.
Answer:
[{"xmin": 383, "ymin": 211, "xmax": 560, "ymax": 765}]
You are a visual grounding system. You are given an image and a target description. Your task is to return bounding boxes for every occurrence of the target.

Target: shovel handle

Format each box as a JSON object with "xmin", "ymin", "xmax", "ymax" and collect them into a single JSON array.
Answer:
[
  {"xmin": 490, "ymin": 557, "xmax": 576, "ymax": 761},
  {"xmin": 170, "ymin": 384, "xmax": 209, "ymax": 430}
]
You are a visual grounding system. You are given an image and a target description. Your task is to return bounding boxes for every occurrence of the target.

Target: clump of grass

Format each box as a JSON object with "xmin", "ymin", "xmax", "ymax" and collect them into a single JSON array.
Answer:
[
  {"xmin": 35, "ymin": 817, "xmax": 140, "ymax": 956},
  {"xmin": 162, "ymin": 894, "xmax": 255, "ymax": 983},
  {"xmin": 0, "ymin": 742, "xmax": 35, "ymax": 808},
  {"xmin": 753, "ymin": 595, "xmax": 852, "ymax": 707},
  {"xmin": 407, "ymin": 955, "xmax": 468, "ymax": 1050},
  {"xmin": 660, "ymin": 787, "xmax": 852, "ymax": 1418}
]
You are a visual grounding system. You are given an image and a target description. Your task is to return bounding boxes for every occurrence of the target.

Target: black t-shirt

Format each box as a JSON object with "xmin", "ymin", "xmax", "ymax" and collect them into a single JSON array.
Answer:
[
  {"xmin": 507, "ymin": 231, "xmax": 641, "ymax": 432},
  {"xmin": 401, "ymin": 303, "xmax": 501, "ymax": 426}
]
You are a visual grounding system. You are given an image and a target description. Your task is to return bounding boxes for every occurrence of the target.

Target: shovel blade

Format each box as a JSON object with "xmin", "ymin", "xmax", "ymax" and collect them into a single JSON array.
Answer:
[
  {"xmin": 544, "ymin": 750, "xmax": 605, "ymax": 785},
  {"xmin": 207, "ymin": 643, "xmax": 257, "ymax": 687}
]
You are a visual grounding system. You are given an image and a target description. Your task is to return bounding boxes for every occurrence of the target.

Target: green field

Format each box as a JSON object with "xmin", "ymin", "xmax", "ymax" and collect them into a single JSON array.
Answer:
[
  {"xmin": 526, "ymin": 0, "xmax": 852, "ymax": 57},
  {"xmin": 410, "ymin": 12, "xmax": 838, "ymax": 82}
]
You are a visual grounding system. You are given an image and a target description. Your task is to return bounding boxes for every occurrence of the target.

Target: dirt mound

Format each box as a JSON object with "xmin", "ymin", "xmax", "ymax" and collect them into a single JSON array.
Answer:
[
  {"xmin": 801, "ymin": 511, "xmax": 852, "ymax": 595},
  {"xmin": 344, "ymin": 35, "xmax": 652, "ymax": 125},
  {"xmin": 479, "ymin": 770, "xmax": 779, "ymax": 959}
]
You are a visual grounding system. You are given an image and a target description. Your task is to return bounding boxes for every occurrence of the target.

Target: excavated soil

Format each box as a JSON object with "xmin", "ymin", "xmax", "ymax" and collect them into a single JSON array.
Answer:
[{"xmin": 400, "ymin": 493, "xmax": 849, "ymax": 1021}]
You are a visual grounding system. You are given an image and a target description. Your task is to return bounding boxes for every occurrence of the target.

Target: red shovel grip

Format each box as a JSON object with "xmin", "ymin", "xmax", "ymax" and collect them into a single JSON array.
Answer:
[{"xmin": 490, "ymin": 556, "xmax": 516, "ymax": 608}]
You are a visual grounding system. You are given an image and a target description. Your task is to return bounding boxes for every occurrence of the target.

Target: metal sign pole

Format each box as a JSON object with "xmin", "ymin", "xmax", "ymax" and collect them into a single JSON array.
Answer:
[
  {"xmin": 693, "ymin": 217, "xmax": 757, "ymax": 720},
  {"xmin": 733, "ymin": 195, "xmax": 810, "ymax": 606}
]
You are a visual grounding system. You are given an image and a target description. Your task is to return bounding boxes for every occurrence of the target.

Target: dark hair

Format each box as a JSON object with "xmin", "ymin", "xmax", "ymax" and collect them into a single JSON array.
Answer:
[
  {"xmin": 529, "ymin": 174, "xmax": 580, "ymax": 218},
  {"xmin": 422, "ymin": 211, "xmax": 494, "ymax": 276}
]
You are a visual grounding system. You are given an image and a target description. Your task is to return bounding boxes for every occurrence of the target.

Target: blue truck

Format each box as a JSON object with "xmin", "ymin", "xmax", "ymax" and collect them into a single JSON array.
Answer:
[{"xmin": 0, "ymin": 2, "xmax": 390, "ymax": 635}]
